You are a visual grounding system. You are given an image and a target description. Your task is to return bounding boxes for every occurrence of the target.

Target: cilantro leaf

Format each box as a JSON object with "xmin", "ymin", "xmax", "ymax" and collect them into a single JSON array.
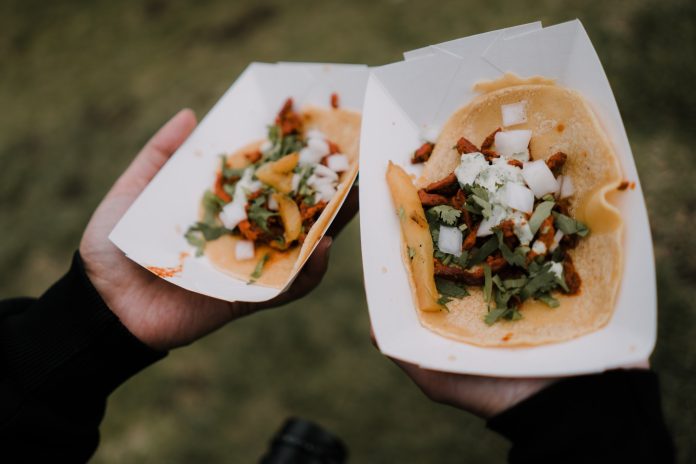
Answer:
[
  {"xmin": 520, "ymin": 262, "xmax": 560, "ymax": 299},
  {"xmin": 247, "ymin": 195, "xmax": 278, "ymax": 233},
  {"xmin": 435, "ymin": 278, "xmax": 469, "ymax": 299},
  {"xmin": 248, "ymin": 253, "xmax": 270, "ymax": 283},
  {"xmin": 528, "ymin": 200, "xmax": 555, "ymax": 235},
  {"xmin": 484, "ymin": 307, "xmax": 507, "ymax": 325},
  {"xmin": 483, "ymin": 263, "xmax": 492, "ymax": 303},
  {"xmin": 202, "ymin": 190, "xmax": 226, "ymax": 224},
  {"xmin": 552, "ymin": 212, "xmax": 590, "ymax": 237},
  {"xmin": 468, "ymin": 236, "xmax": 498, "ymax": 267},
  {"xmin": 184, "ymin": 222, "xmax": 228, "ymax": 257},
  {"xmin": 495, "ymin": 230, "xmax": 527, "ymax": 268},
  {"xmin": 537, "ymin": 293, "xmax": 560, "ymax": 308},
  {"xmin": 427, "ymin": 205, "xmax": 461, "ymax": 226}
]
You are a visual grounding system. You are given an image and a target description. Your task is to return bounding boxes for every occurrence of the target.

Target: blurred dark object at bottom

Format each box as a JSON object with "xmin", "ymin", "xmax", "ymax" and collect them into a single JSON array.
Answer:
[{"xmin": 259, "ymin": 417, "xmax": 348, "ymax": 464}]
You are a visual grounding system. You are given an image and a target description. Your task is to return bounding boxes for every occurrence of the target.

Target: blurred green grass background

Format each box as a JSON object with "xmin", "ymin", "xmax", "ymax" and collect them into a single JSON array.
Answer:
[{"xmin": 1, "ymin": 0, "xmax": 695, "ymax": 462}]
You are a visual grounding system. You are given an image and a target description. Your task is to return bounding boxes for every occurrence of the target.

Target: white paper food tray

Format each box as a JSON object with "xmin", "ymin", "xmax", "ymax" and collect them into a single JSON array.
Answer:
[
  {"xmin": 110, "ymin": 62, "xmax": 368, "ymax": 303},
  {"xmin": 360, "ymin": 20, "xmax": 656, "ymax": 377}
]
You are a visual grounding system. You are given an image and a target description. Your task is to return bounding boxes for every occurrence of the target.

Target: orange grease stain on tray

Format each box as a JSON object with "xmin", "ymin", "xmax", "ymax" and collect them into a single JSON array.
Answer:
[{"xmin": 146, "ymin": 252, "xmax": 189, "ymax": 278}]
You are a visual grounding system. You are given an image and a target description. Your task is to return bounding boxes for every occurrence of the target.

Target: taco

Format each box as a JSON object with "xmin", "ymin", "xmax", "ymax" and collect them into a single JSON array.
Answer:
[
  {"xmin": 387, "ymin": 75, "xmax": 624, "ymax": 347},
  {"xmin": 186, "ymin": 96, "xmax": 360, "ymax": 288}
]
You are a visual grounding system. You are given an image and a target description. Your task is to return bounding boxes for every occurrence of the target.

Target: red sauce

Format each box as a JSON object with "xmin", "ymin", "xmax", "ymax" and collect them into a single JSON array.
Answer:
[{"xmin": 147, "ymin": 252, "xmax": 189, "ymax": 278}]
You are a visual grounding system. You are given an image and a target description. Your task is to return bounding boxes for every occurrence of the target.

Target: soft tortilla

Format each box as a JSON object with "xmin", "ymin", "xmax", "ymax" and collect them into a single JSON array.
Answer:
[
  {"xmin": 412, "ymin": 78, "xmax": 624, "ymax": 347},
  {"xmin": 206, "ymin": 106, "xmax": 361, "ymax": 288}
]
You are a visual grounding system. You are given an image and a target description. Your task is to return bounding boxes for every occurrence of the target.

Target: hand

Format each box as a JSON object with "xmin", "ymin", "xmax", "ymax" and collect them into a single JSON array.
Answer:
[
  {"xmin": 80, "ymin": 109, "xmax": 357, "ymax": 351},
  {"xmin": 391, "ymin": 358, "xmax": 556, "ymax": 418},
  {"xmin": 384, "ymin": 335, "xmax": 650, "ymax": 418}
]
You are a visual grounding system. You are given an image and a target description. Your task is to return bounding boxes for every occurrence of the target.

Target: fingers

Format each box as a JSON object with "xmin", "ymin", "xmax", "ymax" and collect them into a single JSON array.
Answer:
[
  {"xmin": 254, "ymin": 236, "xmax": 333, "ymax": 311},
  {"xmin": 114, "ymin": 109, "xmax": 197, "ymax": 194},
  {"xmin": 326, "ymin": 185, "xmax": 359, "ymax": 238}
]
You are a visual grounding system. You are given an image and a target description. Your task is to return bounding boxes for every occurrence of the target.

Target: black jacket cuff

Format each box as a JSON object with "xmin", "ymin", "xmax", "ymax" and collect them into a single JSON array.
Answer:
[
  {"xmin": 487, "ymin": 369, "xmax": 674, "ymax": 463},
  {"xmin": 1, "ymin": 251, "xmax": 166, "ymax": 408}
]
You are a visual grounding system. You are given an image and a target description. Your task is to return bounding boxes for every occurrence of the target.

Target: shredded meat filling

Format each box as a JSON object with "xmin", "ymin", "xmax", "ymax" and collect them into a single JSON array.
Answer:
[
  {"xmin": 434, "ymin": 259, "xmax": 484, "ymax": 285},
  {"xmin": 411, "ymin": 142, "xmax": 434, "ymax": 164},
  {"xmin": 496, "ymin": 219, "xmax": 519, "ymax": 249},
  {"xmin": 546, "ymin": 151, "xmax": 567, "ymax": 176},
  {"xmin": 214, "ymin": 172, "xmax": 232, "ymax": 203},
  {"xmin": 245, "ymin": 150, "xmax": 262, "ymax": 163},
  {"xmin": 424, "ymin": 173, "xmax": 459, "ymax": 195},
  {"xmin": 456, "ymin": 137, "xmax": 479, "ymax": 154},
  {"xmin": 562, "ymin": 254, "xmax": 582, "ymax": 294},
  {"xmin": 275, "ymin": 98, "xmax": 303, "ymax": 136},
  {"xmin": 450, "ymin": 189, "xmax": 472, "ymax": 228},
  {"xmin": 481, "ymin": 127, "xmax": 501, "ymax": 151},
  {"xmin": 418, "ymin": 189, "xmax": 449, "ymax": 207}
]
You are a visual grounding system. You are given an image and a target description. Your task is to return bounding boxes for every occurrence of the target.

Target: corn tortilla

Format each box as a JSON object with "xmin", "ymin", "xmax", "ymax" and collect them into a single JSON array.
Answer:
[
  {"xmin": 206, "ymin": 106, "xmax": 360, "ymax": 288},
  {"xmin": 410, "ymin": 77, "xmax": 624, "ymax": 346}
]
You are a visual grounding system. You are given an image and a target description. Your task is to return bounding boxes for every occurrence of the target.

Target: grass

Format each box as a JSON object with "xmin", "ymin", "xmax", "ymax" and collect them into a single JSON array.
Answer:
[{"xmin": 1, "ymin": 0, "xmax": 695, "ymax": 462}]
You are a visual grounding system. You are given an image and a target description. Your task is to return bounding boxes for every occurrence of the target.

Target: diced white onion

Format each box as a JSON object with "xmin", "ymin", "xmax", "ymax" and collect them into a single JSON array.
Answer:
[
  {"xmin": 455, "ymin": 152, "xmax": 488, "ymax": 186},
  {"xmin": 438, "ymin": 226, "xmax": 463, "ymax": 257},
  {"xmin": 511, "ymin": 213, "xmax": 533, "ymax": 245},
  {"xmin": 549, "ymin": 261, "xmax": 564, "ymax": 281},
  {"xmin": 501, "ymin": 182, "xmax": 535, "ymax": 213},
  {"xmin": 314, "ymin": 184, "xmax": 337, "ymax": 203},
  {"xmin": 550, "ymin": 230, "xmax": 564, "ymax": 252},
  {"xmin": 219, "ymin": 200, "xmax": 247, "ymax": 230},
  {"xmin": 501, "ymin": 101, "xmax": 528, "ymax": 127},
  {"xmin": 307, "ymin": 174, "xmax": 334, "ymax": 189},
  {"xmin": 234, "ymin": 167, "xmax": 259, "ymax": 201},
  {"xmin": 260, "ymin": 140, "xmax": 273, "ymax": 154},
  {"xmin": 313, "ymin": 163, "xmax": 339, "ymax": 180},
  {"xmin": 531, "ymin": 240, "xmax": 547, "ymax": 255},
  {"xmin": 560, "ymin": 175, "xmax": 575, "ymax": 199},
  {"xmin": 326, "ymin": 154, "xmax": 350, "ymax": 172},
  {"xmin": 235, "ymin": 240, "xmax": 255, "ymax": 261},
  {"xmin": 291, "ymin": 173, "xmax": 301, "ymax": 192},
  {"xmin": 477, "ymin": 216, "xmax": 496, "ymax": 237},
  {"xmin": 267, "ymin": 195, "xmax": 279, "ymax": 211},
  {"xmin": 307, "ymin": 138, "xmax": 330, "ymax": 156},
  {"xmin": 522, "ymin": 160, "xmax": 559, "ymax": 198},
  {"xmin": 299, "ymin": 147, "xmax": 323, "ymax": 166},
  {"xmin": 495, "ymin": 130, "xmax": 532, "ymax": 161}
]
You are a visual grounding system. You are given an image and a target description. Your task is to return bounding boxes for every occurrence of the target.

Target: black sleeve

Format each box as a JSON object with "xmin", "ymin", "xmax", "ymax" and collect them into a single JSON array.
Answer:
[
  {"xmin": 487, "ymin": 369, "xmax": 675, "ymax": 463},
  {"xmin": 0, "ymin": 252, "xmax": 167, "ymax": 463}
]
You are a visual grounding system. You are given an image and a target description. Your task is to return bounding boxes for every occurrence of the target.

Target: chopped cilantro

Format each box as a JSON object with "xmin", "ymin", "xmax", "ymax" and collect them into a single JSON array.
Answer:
[
  {"xmin": 495, "ymin": 230, "xmax": 527, "ymax": 268},
  {"xmin": 248, "ymin": 195, "xmax": 278, "ymax": 233},
  {"xmin": 436, "ymin": 278, "xmax": 469, "ymax": 300},
  {"xmin": 468, "ymin": 236, "xmax": 498, "ymax": 266},
  {"xmin": 520, "ymin": 262, "xmax": 560, "ymax": 300},
  {"xmin": 552, "ymin": 212, "xmax": 590, "ymax": 237},
  {"xmin": 249, "ymin": 253, "xmax": 270, "ymax": 283},
  {"xmin": 184, "ymin": 222, "xmax": 228, "ymax": 257},
  {"xmin": 528, "ymin": 200, "xmax": 555, "ymax": 235},
  {"xmin": 427, "ymin": 205, "xmax": 461, "ymax": 226},
  {"xmin": 453, "ymin": 250, "xmax": 469, "ymax": 268},
  {"xmin": 484, "ymin": 307, "xmax": 507, "ymax": 325},
  {"xmin": 202, "ymin": 190, "xmax": 226, "ymax": 223},
  {"xmin": 537, "ymin": 293, "xmax": 560, "ymax": 308},
  {"xmin": 483, "ymin": 263, "xmax": 492, "ymax": 303}
]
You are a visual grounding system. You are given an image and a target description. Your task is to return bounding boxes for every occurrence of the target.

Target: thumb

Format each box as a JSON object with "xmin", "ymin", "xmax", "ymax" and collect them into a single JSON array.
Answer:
[{"xmin": 113, "ymin": 108, "xmax": 197, "ymax": 196}]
